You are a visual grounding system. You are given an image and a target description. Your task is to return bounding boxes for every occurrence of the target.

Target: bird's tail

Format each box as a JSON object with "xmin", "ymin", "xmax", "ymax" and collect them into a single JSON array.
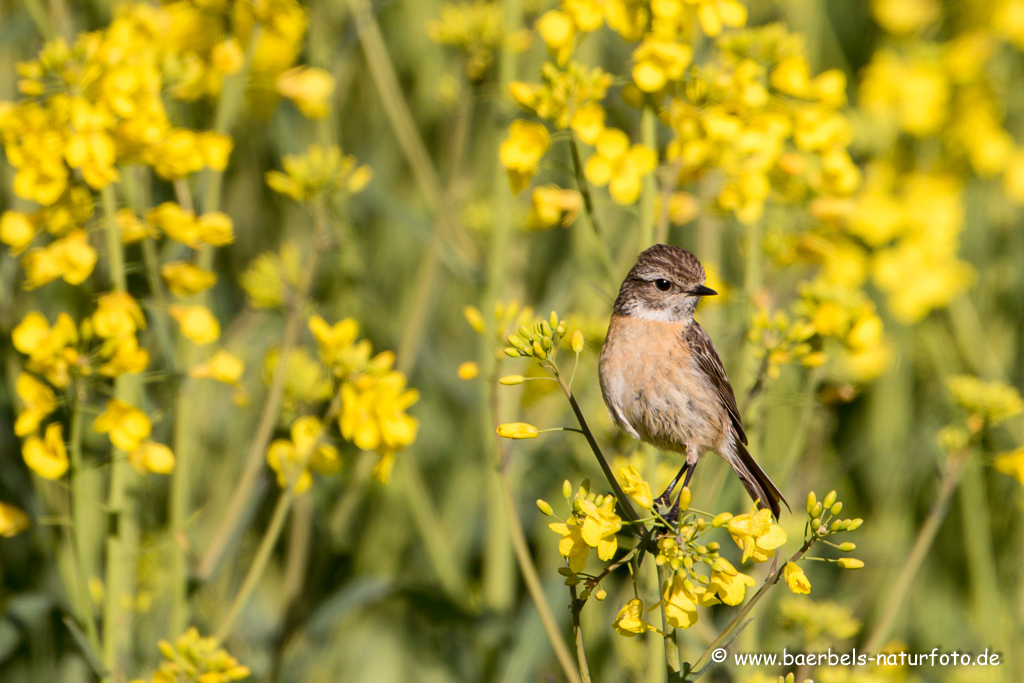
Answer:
[{"xmin": 727, "ymin": 439, "xmax": 789, "ymax": 519}]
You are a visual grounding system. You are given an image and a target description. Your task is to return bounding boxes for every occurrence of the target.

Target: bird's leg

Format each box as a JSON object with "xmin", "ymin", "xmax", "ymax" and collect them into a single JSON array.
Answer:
[
  {"xmin": 654, "ymin": 462, "xmax": 689, "ymax": 509},
  {"xmin": 657, "ymin": 445, "xmax": 700, "ymax": 525}
]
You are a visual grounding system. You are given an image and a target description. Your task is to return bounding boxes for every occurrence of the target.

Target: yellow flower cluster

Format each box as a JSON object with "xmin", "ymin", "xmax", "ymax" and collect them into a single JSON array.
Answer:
[
  {"xmin": 545, "ymin": 481, "xmax": 623, "ymax": 573},
  {"xmin": 429, "ymin": 1, "xmax": 529, "ymax": 81},
  {"xmin": 946, "ymin": 375, "xmax": 1024, "ymax": 428},
  {"xmin": 266, "ymin": 144, "xmax": 372, "ymax": 201},
  {"xmin": 813, "ymin": 165, "xmax": 974, "ymax": 323},
  {"xmin": 262, "ymin": 316, "xmax": 418, "ymax": 489},
  {"xmin": 266, "ymin": 416, "xmax": 340, "ymax": 494},
  {"xmin": 131, "ymin": 627, "xmax": 250, "ymax": 683},
  {"xmin": 661, "ymin": 25, "xmax": 858, "ymax": 224},
  {"xmin": 0, "ymin": 501, "xmax": 31, "ymax": 538}
]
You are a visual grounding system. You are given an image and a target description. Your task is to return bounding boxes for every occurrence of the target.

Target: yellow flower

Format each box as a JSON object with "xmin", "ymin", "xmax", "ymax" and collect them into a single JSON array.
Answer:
[
  {"xmin": 693, "ymin": 0, "xmax": 747, "ymax": 36},
  {"xmin": 190, "ymin": 350, "xmax": 245, "ymax": 384},
  {"xmin": 994, "ymin": 446, "xmax": 1024, "ymax": 487},
  {"xmin": 148, "ymin": 202, "xmax": 200, "ymax": 247},
  {"xmin": 22, "ymin": 423, "xmax": 69, "ymax": 480},
  {"xmin": 947, "ymin": 375, "xmax": 1023, "ymax": 426},
  {"xmin": 496, "ymin": 422, "xmax": 540, "ymax": 439},
  {"xmin": 266, "ymin": 416, "xmax": 340, "ymax": 493},
  {"xmin": 308, "ymin": 315, "xmax": 370, "ymax": 373},
  {"xmin": 549, "ymin": 518, "xmax": 590, "ymax": 573},
  {"xmin": 12, "ymin": 311, "xmax": 78, "ymax": 387},
  {"xmin": 570, "ymin": 103, "xmax": 606, "ymax": 145},
  {"xmin": 339, "ymin": 371, "xmax": 420, "ymax": 453},
  {"xmin": 613, "ymin": 598, "xmax": 653, "ymax": 636},
  {"xmin": 770, "ymin": 55, "xmax": 813, "ymax": 98},
  {"xmin": 664, "ymin": 573, "xmax": 699, "ymax": 629},
  {"xmin": 870, "ymin": 0, "xmax": 941, "ymax": 35},
  {"xmin": 277, "ymin": 66, "xmax": 335, "ymax": 119},
  {"xmin": 162, "ymin": 261, "xmax": 217, "ymax": 296},
  {"xmin": 704, "ymin": 557, "xmax": 756, "ymax": 605},
  {"xmin": 631, "ymin": 35, "xmax": 692, "ymax": 92},
  {"xmin": 1, "ymin": 210, "xmax": 38, "ymax": 255},
  {"xmin": 198, "ymin": 132, "xmax": 233, "ymax": 172},
  {"xmin": 211, "ymin": 38, "xmax": 244, "ymax": 75},
  {"xmin": 93, "ymin": 399, "xmax": 152, "ymax": 452},
  {"xmin": 457, "ymin": 361, "xmax": 479, "ymax": 380},
  {"xmin": 536, "ymin": 10, "xmax": 576, "ymax": 66},
  {"xmin": 116, "ymin": 208, "xmax": 157, "ymax": 244},
  {"xmin": 784, "ymin": 562, "xmax": 811, "ymax": 594},
  {"xmin": 0, "ymin": 501, "xmax": 31, "ymax": 537},
  {"xmin": 728, "ymin": 505, "xmax": 787, "ymax": 563},
  {"xmin": 584, "ymin": 128, "xmax": 657, "ymax": 205},
  {"xmin": 97, "ymin": 334, "xmax": 150, "ymax": 376},
  {"xmin": 145, "ymin": 129, "xmax": 207, "ymax": 180},
  {"xmin": 526, "ymin": 185, "xmax": 581, "ymax": 229},
  {"xmin": 266, "ymin": 144, "xmax": 371, "ymax": 201},
  {"xmin": 500, "ymin": 120, "xmax": 550, "ymax": 194},
  {"xmin": 195, "ymin": 212, "xmax": 235, "ymax": 246},
  {"xmin": 169, "ymin": 304, "xmax": 220, "ymax": 345},
  {"xmin": 129, "ymin": 441, "xmax": 176, "ymax": 475},
  {"xmin": 579, "ymin": 497, "xmax": 622, "ymax": 560},
  {"xmin": 14, "ymin": 372, "xmax": 57, "ymax": 437},
  {"xmin": 93, "ymin": 291, "xmax": 146, "ymax": 339},
  {"xmin": 619, "ymin": 465, "xmax": 653, "ymax": 509}
]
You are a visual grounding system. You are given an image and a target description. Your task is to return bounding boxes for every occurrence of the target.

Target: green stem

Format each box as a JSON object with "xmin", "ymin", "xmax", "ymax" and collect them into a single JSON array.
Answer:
[
  {"xmin": 213, "ymin": 389, "xmax": 343, "ymax": 644},
  {"xmin": 861, "ymin": 450, "xmax": 967, "ymax": 655},
  {"xmin": 568, "ymin": 136, "xmax": 616, "ymax": 283},
  {"xmin": 639, "ymin": 106, "xmax": 657, "ymax": 250},
  {"xmin": 657, "ymin": 563, "xmax": 680, "ymax": 676},
  {"xmin": 500, "ymin": 459, "xmax": 583, "ymax": 683},
  {"xmin": 554, "ymin": 371, "xmax": 643, "ymax": 531},
  {"xmin": 100, "ymin": 183, "xmax": 137, "ymax": 681},
  {"xmin": 568, "ymin": 585, "xmax": 592, "ymax": 683},
  {"xmin": 479, "ymin": 0, "xmax": 522, "ymax": 610},
  {"xmin": 685, "ymin": 536, "xmax": 818, "ymax": 681},
  {"xmin": 213, "ymin": 485, "xmax": 293, "ymax": 644},
  {"xmin": 68, "ymin": 380, "xmax": 101, "ymax": 659},
  {"xmin": 202, "ymin": 24, "xmax": 263, "ymax": 215},
  {"xmin": 196, "ymin": 199, "xmax": 328, "ymax": 581}
]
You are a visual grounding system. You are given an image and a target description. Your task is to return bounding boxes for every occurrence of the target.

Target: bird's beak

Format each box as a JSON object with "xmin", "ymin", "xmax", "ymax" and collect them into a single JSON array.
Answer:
[{"xmin": 692, "ymin": 284, "xmax": 717, "ymax": 297}]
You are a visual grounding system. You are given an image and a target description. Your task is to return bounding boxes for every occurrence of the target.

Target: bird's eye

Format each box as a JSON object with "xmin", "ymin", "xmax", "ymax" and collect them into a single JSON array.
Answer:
[{"xmin": 654, "ymin": 278, "xmax": 671, "ymax": 292}]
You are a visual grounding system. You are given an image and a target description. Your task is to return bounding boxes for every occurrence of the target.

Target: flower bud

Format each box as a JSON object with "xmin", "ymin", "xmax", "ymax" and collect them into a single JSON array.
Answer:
[
  {"xmin": 549, "ymin": 311, "xmax": 559, "ymax": 329},
  {"xmin": 562, "ymin": 480, "xmax": 572, "ymax": 499},
  {"xmin": 536, "ymin": 499, "xmax": 554, "ymax": 516},
  {"xmin": 540, "ymin": 320, "xmax": 552, "ymax": 337},
  {"xmin": 594, "ymin": 588, "xmax": 607, "ymax": 601},
  {"xmin": 712, "ymin": 512, "xmax": 733, "ymax": 527},
  {"xmin": 464, "ymin": 305, "xmax": 486, "ymax": 334},
  {"xmin": 541, "ymin": 336, "xmax": 552, "ymax": 350},
  {"xmin": 496, "ymin": 422, "xmax": 539, "ymax": 439},
  {"xmin": 836, "ymin": 558, "xmax": 864, "ymax": 570},
  {"xmin": 499, "ymin": 374, "xmax": 525, "ymax": 385},
  {"xmin": 838, "ymin": 542, "xmax": 856, "ymax": 552},
  {"xmin": 678, "ymin": 486, "xmax": 691, "ymax": 511},
  {"xmin": 532, "ymin": 340, "xmax": 546, "ymax": 359},
  {"xmin": 811, "ymin": 502, "xmax": 823, "ymax": 519},
  {"xmin": 830, "ymin": 502, "xmax": 842, "ymax": 515},
  {"xmin": 457, "ymin": 361, "xmax": 479, "ymax": 380},
  {"xmin": 519, "ymin": 325, "xmax": 532, "ymax": 339},
  {"xmin": 707, "ymin": 541, "xmax": 720, "ymax": 552},
  {"xmin": 572, "ymin": 330, "xmax": 584, "ymax": 353},
  {"xmin": 823, "ymin": 490, "xmax": 837, "ymax": 509},
  {"xmin": 806, "ymin": 491, "xmax": 817, "ymax": 514},
  {"xmin": 503, "ymin": 347, "xmax": 520, "ymax": 358},
  {"xmin": 556, "ymin": 321, "xmax": 567, "ymax": 336},
  {"xmin": 811, "ymin": 517, "xmax": 821, "ymax": 529},
  {"xmin": 847, "ymin": 518, "xmax": 863, "ymax": 531}
]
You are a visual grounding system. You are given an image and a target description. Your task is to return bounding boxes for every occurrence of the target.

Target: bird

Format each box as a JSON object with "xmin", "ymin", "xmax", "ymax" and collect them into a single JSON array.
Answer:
[{"xmin": 598, "ymin": 243, "xmax": 787, "ymax": 519}]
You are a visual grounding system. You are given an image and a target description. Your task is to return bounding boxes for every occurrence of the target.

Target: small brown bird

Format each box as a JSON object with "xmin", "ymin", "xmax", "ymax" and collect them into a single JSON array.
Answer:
[{"xmin": 599, "ymin": 244, "xmax": 787, "ymax": 518}]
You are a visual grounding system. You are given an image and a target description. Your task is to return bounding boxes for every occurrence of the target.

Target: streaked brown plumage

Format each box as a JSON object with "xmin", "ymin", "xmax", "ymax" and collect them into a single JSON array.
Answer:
[{"xmin": 599, "ymin": 244, "xmax": 787, "ymax": 518}]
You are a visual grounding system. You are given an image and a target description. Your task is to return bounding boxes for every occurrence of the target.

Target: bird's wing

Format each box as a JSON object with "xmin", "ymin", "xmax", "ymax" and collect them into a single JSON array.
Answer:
[{"xmin": 685, "ymin": 322, "xmax": 747, "ymax": 445}]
